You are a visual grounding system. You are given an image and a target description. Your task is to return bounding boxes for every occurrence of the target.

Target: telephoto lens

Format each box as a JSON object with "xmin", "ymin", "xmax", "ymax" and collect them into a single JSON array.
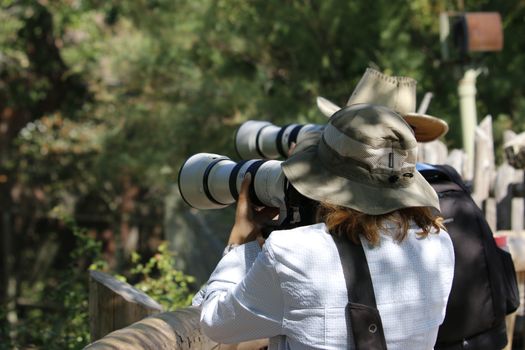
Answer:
[
  {"xmin": 234, "ymin": 120, "xmax": 323, "ymax": 160},
  {"xmin": 178, "ymin": 153, "xmax": 287, "ymax": 210}
]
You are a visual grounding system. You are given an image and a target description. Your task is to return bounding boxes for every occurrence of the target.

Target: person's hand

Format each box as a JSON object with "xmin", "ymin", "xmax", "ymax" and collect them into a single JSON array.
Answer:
[
  {"xmin": 228, "ymin": 174, "xmax": 279, "ymax": 246},
  {"xmin": 288, "ymin": 142, "xmax": 296, "ymax": 156}
]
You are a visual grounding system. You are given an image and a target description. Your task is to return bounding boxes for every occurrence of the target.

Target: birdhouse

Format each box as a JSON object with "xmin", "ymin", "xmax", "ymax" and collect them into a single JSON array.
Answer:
[{"xmin": 440, "ymin": 12, "xmax": 503, "ymax": 61}]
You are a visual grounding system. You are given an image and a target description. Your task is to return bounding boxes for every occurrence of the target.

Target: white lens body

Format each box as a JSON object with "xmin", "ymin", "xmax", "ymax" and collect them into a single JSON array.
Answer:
[
  {"xmin": 178, "ymin": 153, "xmax": 286, "ymax": 210},
  {"xmin": 275, "ymin": 123, "xmax": 325, "ymax": 157},
  {"xmin": 178, "ymin": 153, "xmax": 234, "ymax": 209},
  {"xmin": 235, "ymin": 121, "xmax": 273, "ymax": 160},
  {"xmin": 257, "ymin": 126, "xmax": 282, "ymax": 159},
  {"xmin": 236, "ymin": 121, "xmax": 325, "ymax": 160},
  {"xmin": 206, "ymin": 159, "xmax": 237, "ymax": 206},
  {"xmin": 252, "ymin": 160, "xmax": 286, "ymax": 208},
  {"xmin": 275, "ymin": 124, "xmax": 300, "ymax": 158}
]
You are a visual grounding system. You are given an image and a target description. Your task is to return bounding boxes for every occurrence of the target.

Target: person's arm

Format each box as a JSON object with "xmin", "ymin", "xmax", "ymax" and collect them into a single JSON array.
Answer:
[
  {"xmin": 194, "ymin": 173, "xmax": 278, "ymax": 308},
  {"xmin": 191, "ymin": 240, "xmax": 261, "ymax": 307},
  {"xmin": 199, "ymin": 174, "xmax": 283, "ymax": 343},
  {"xmin": 200, "ymin": 242, "xmax": 283, "ymax": 343}
]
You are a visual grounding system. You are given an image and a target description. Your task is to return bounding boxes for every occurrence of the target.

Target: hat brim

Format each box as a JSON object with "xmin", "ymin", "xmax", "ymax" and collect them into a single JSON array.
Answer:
[
  {"xmin": 316, "ymin": 96, "xmax": 448, "ymax": 143},
  {"xmin": 316, "ymin": 96, "xmax": 341, "ymax": 118},
  {"xmin": 282, "ymin": 145, "xmax": 440, "ymax": 215},
  {"xmin": 403, "ymin": 113, "xmax": 449, "ymax": 142}
]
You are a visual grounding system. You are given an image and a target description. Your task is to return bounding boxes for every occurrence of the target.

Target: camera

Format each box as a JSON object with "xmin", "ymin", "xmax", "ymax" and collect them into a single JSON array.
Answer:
[
  {"xmin": 178, "ymin": 120, "xmax": 323, "ymax": 228},
  {"xmin": 234, "ymin": 120, "xmax": 323, "ymax": 160},
  {"xmin": 178, "ymin": 153, "xmax": 287, "ymax": 210}
]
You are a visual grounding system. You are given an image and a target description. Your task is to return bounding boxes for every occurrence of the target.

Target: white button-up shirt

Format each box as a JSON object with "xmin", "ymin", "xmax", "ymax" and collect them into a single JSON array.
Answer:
[{"xmin": 198, "ymin": 222, "xmax": 454, "ymax": 349}]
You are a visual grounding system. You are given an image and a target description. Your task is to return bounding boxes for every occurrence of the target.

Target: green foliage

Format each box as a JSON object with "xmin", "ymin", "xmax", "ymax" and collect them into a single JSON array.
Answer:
[
  {"xmin": 16, "ymin": 114, "xmax": 105, "ymax": 191},
  {"xmin": 0, "ymin": 308, "xmax": 13, "ymax": 350},
  {"xmin": 9, "ymin": 0, "xmax": 525, "ymax": 216},
  {"xmin": 126, "ymin": 242, "xmax": 195, "ymax": 311},
  {"xmin": 0, "ymin": 216, "xmax": 193, "ymax": 349},
  {"xmin": 0, "ymin": 216, "xmax": 106, "ymax": 350}
]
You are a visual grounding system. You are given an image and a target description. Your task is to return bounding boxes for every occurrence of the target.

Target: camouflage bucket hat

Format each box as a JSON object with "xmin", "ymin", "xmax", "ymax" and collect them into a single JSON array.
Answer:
[{"xmin": 282, "ymin": 104, "xmax": 440, "ymax": 215}]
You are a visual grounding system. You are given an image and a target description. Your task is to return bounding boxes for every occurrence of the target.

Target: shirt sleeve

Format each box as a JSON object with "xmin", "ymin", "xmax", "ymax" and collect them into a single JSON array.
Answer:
[
  {"xmin": 191, "ymin": 244, "xmax": 242, "ymax": 307},
  {"xmin": 200, "ymin": 240, "xmax": 284, "ymax": 344}
]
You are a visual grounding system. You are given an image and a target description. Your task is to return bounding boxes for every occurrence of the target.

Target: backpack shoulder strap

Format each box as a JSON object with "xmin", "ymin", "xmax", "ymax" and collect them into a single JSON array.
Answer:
[{"xmin": 332, "ymin": 234, "xmax": 388, "ymax": 349}]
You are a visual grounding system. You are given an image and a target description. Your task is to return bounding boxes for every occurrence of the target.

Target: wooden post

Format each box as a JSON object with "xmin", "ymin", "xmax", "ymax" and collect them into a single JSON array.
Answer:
[
  {"xmin": 484, "ymin": 198, "xmax": 497, "ymax": 232},
  {"xmin": 417, "ymin": 140, "xmax": 448, "ymax": 165},
  {"xmin": 495, "ymin": 164, "xmax": 518, "ymax": 230},
  {"xmin": 89, "ymin": 270, "xmax": 163, "ymax": 341},
  {"xmin": 512, "ymin": 182, "xmax": 524, "ymax": 231},
  {"xmin": 472, "ymin": 116, "xmax": 496, "ymax": 207},
  {"xmin": 446, "ymin": 149, "xmax": 468, "ymax": 181}
]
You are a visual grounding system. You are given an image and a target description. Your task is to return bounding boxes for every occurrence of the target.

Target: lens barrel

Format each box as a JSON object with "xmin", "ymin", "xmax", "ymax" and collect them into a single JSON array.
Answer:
[
  {"xmin": 235, "ymin": 120, "xmax": 323, "ymax": 160},
  {"xmin": 178, "ymin": 153, "xmax": 286, "ymax": 210}
]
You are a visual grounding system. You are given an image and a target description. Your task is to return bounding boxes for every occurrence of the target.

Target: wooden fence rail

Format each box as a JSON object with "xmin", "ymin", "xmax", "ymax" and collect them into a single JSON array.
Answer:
[
  {"xmin": 84, "ymin": 117, "xmax": 525, "ymax": 350},
  {"xmin": 85, "ymin": 305, "xmax": 216, "ymax": 350},
  {"xmin": 84, "ymin": 271, "xmax": 267, "ymax": 350}
]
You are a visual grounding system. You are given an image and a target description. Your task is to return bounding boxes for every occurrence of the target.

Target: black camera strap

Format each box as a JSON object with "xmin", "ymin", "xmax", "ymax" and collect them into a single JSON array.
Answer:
[{"xmin": 332, "ymin": 234, "xmax": 388, "ymax": 350}]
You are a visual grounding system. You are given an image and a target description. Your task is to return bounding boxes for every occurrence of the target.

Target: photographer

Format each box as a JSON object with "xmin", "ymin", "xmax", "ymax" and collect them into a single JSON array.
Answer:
[{"xmin": 197, "ymin": 104, "xmax": 455, "ymax": 349}]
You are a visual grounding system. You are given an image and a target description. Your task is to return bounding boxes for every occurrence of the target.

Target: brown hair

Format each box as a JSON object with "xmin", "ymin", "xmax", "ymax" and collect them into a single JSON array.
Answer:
[{"xmin": 317, "ymin": 202, "xmax": 445, "ymax": 245}]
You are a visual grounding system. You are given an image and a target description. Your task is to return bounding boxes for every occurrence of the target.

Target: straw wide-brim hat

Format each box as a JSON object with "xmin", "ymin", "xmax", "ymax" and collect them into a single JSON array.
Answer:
[
  {"xmin": 316, "ymin": 68, "xmax": 449, "ymax": 143},
  {"xmin": 282, "ymin": 103, "xmax": 440, "ymax": 215}
]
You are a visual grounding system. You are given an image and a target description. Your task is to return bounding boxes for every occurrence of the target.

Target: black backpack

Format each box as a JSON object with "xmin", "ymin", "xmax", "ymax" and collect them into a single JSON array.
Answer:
[{"xmin": 420, "ymin": 164, "xmax": 520, "ymax": 350}]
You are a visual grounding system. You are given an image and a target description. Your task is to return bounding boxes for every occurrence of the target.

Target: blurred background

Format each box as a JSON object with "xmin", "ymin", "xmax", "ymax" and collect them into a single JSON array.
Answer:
[{"xmin": 1, "ymin": 0, "xmax": 524, "ymax": 348}]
